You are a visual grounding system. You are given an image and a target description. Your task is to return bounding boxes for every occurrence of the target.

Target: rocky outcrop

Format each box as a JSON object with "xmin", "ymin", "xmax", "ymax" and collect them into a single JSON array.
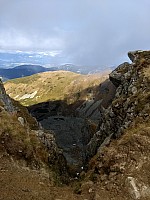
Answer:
[
  {"xmin": 75, "ymin": 79, "xmax": 116, "ymax": 121},
  {"xmin": 76, "ymin": 99, "xmax": 103, "ymax": 121},
  {"xmin": 0, "ymin": 79, "xmax": 14, "ymax": 112},
  {"xmin": 109, "ymin": 62, "xmax": 129, "ymax": 87},
  {"xmin": 86, "ymin": 50, "xmax": 150, "ymax": 158},
  {"xmin": 35, "ymin": 129, "xmax": 69, "ymax": 181}
]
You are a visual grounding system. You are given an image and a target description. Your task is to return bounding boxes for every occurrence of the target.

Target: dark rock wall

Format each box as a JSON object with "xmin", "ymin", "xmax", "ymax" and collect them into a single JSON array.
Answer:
[
  {"xmin": 86, "ymin": 51, "xmax": 150, "ymax": 158},
  {"xmin": 40, "ymin": 116, "xmax": 94, "ymax": 170},
  {"xmin": 28, "ymin": 80, "xmax": 116, "ymax": 171}
]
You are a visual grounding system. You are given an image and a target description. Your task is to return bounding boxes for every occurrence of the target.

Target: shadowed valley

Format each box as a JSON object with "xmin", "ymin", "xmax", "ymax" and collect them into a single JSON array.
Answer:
[{"xmin": 0, "ymin": 50, "xmax": 150, "ymax": 200}]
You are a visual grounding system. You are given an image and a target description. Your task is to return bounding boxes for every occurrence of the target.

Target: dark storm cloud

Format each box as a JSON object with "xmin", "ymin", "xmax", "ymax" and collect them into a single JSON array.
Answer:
[{"xmin": 0, "ymin": 0, "xmax": 150, "ymax": 67}]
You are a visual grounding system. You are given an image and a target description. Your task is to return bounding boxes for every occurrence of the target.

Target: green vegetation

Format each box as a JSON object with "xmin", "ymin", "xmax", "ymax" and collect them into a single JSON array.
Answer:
[{"xmin": 4, "ymin": 71, "xmax": 108, "ymax": 106}]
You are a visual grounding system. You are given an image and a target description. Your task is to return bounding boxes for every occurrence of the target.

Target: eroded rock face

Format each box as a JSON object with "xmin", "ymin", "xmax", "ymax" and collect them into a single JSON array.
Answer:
[
  {"xmin": 40, "ymin": 116, "xmax": 94, "ymax": 171},
  {"xmin": 86, "ymin": 50, "xmax": 150, "ymax": 158},
  {"xmin": 76, "ymin": 100, "xmax": 103, "ymax": 121},
  {"xmin": 109, "ymin": 62, "xmax": 130, "ymax": 87},
  {"xmin": 0, "ymin": 79, "xmax": 14, "ymax": 112},
  {"xmin": 35, "ymin": 129, "xmax": 69, "ymax": 181}
]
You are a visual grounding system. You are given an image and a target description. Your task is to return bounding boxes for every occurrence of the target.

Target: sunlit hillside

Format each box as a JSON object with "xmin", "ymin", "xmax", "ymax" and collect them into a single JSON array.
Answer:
[{"xmin": 4, "ymin": 70, "xmax": 109, "ymax": 106}]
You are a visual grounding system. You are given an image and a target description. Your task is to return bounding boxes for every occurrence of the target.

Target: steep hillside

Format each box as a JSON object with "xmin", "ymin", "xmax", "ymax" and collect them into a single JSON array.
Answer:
[
  {"xmin": 80, "ymin": 50, "xmax": 150, "ymax": 200},
  {"xmin": 87, "ymin": 51, "xmax": 150, "ymax": 158},
  {"xmin": 0, "ymin": 80, "xmax": 78, "ymax": 199},
  {"xmin": 4, "ymin": 70, "xmax": 109, "ymax": 106},
  {"xmin": 0, "ymin": 80, "xmax": 69, "ymax": 177}
]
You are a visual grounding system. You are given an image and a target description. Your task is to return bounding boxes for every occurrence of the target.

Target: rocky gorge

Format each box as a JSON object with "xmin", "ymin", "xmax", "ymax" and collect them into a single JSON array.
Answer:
[
  {"xmin": 0, "ymin": 50, "xmax": 150, "ymax": 200},
  {"xmin": 87, "ymin": 51, "xmax": 150, "ymax": 158},
  {"xmin": 27, "ymin": 79, "xmax": 116, "ymax": 172}
]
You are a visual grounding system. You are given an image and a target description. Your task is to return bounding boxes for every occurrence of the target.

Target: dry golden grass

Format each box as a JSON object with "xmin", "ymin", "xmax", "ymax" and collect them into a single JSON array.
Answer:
[
  {"xmin": 4, "ymin": 71, "xmax": 108, "ymax": 106},
  {"xmin": 143, "ymin": 66, "xmax": 150, "ymax": 78},
  {"xmin": 0, "ymin": 109, "xmax": 49, "ymax": 167}
]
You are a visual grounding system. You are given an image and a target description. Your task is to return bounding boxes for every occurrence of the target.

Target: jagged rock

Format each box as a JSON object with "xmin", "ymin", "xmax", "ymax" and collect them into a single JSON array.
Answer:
[
  {"xmin": 76, "ymin": 99, "xmax": 103, "ymax": 121},
  {"xmin": 128, "ymin": 51, "xmax": 137, "ymax": 62},
  {"xmin": 0, "ymin": 79, "xmax": 14, "ymax": 112},
  {"xmin": 109, "ymin": 62, "xmax": 130, "ymax": 87},
  {"xmin": 86, "ymin": 50, "xmax": 150, "ymax": 158},
  {"xmin": 35, "ymin": 129, "xmax": 63, "ymax": 161},
  {"xmin": 128, "ymin": 50, "xmax": 144, "ymax": 62},
  {"xmin": 33, "ymin": 129, "xmax": 69, "ymax": 182}
]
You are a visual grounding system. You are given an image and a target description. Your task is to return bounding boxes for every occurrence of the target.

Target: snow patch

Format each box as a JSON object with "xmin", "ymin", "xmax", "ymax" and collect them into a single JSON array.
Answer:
[{"xmin": 19, "ymin": 91, "xmax": 37, "ymax": 100}]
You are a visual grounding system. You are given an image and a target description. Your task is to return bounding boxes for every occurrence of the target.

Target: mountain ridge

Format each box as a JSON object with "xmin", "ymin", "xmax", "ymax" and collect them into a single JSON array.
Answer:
[
  {"xmin": 0, "ymin": 64, "xmax": 52, "ymax": 80},
  {"xmin": 4, "ymin": 70, "xmax": 110, "ymax": 106}
]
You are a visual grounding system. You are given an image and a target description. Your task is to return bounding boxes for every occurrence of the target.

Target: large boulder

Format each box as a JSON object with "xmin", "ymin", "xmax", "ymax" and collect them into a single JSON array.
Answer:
[{"xmin": 109, "ymin": 62, "xmax": 130, "ymax": 87}]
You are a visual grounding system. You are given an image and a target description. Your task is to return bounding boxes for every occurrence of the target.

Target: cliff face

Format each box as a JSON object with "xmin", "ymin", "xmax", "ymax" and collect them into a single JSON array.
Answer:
[
  {"xmin": 87, "ymin": 50, "xmax": 150, "ymax": 158},
  {"xmin": 0, "ymin": 79, "xmax": 14, "ymax": 112},
  {"xmin": 76, "ymin": 51, "xmax": 150, "ymax": 200}
]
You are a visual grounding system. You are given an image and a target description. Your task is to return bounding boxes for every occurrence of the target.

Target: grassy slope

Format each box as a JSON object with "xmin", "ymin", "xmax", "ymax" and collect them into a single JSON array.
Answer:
[
  {"xmin": 0, "ymin": 109, "xmax": 49, "ymax": 168},
  {"xmin": 4, "ymin": 71, "xmax": 108, "ymax": 106},
  {"xmin": 0, "ymin": 109, "xmax": 86, "ymax": 200}
]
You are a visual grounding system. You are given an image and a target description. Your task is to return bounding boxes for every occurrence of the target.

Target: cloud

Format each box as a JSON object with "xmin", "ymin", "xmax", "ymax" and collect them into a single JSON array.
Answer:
[
  {"xmin": 0, "ymin": 27, "xmax": 65, "ymax": 51},
  {"xmin": 0, "ymin": 0, "xmax": 150, "ymax": 67}
]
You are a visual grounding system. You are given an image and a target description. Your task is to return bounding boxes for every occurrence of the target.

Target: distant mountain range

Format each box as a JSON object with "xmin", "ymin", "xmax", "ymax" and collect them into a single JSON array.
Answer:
[
  {"xmin": 0, "ymin": 63, "xmax": 84, "ymax": 80},
  {"xmin": 0, "ymin": 63, "xmax": 113, "ymax": 81},
  {"xmin": 0, "ymin": 50, "xmax": 114, "ymax": 80},
  {"xmin": 0, "ymin": 64, "xmax": 85, "ymax": 80},
  {"xmin": 0, "ymin": 65, "xmax": 52, "ymax": 80}
]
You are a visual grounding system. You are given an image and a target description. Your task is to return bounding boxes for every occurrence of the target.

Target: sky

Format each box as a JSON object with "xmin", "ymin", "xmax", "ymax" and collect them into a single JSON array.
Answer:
[{"xmin": 0, "ymin": 0, "xmax": 150, "ymax": 68}]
